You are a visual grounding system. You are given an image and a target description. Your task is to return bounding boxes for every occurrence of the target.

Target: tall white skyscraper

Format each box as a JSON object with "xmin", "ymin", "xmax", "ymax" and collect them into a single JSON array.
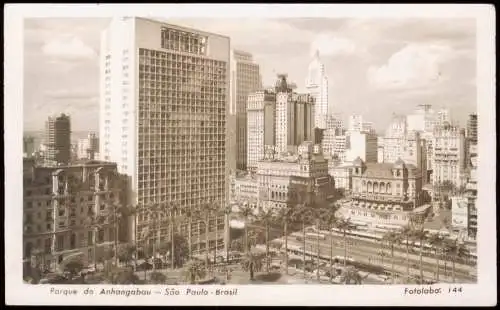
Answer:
[
  {"xmin": 306, "ymin": 50, "xmax": 328, "ymax": 129},
  {"xmin": 229, "ymin": 50, "xmax": 262, "ymax": 171},
  {"xmin": 100, "ymin": 17, "xmax": 230, "ymax": 250}
]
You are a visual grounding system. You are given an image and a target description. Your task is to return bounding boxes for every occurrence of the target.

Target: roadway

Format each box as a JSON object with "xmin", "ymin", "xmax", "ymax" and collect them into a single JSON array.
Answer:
[{"xmin": 280, "ymin": 233, "xmax": 476, "ymax": 283}]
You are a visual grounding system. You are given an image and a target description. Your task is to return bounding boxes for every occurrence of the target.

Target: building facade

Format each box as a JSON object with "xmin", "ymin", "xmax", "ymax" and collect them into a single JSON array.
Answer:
[
  {"xmin": 275, "ymin": 75, "xmax": 315, "ymax": 154},
  {"xmin": 100, "ymin": 17, "xmax": 229, "ymax": 253},
  {"xmin": 77, "ymin": 132, "xmax": 100, "ymax": 160},
  {"xmin": 23, "ymin": 159, "xmax": 126, "ymax": 270},
  {"xmin": 305, "ymin": 50, "xmax": 329, "ymax": 130},
  {"xmin": 43, "ymin": 114, "xmax": 71, "ymax": 166},
  {"xmin": 346, "ymin": 131, "xmax": 378, "ymax": 163},
  {"xmin": 230, "ymin": 50, "xmax": 262, "ymax": 171},
  {"xmin": 432, "ymin": 124, "xmax": 467, "ymax": 187},
  {"xmin": 24, "ymin": 136, "xmax": 36, "ymax": 158},
  {"xmin": 256, "ymin": 142, "xmax": 335, "ymax": 211},
  {"xmin": 338, "ymin": 157, "xmax": 429, "ymax": 228},
  {"xmin": 246, "ymin": 90, "xmax": 276, "ymax": 171}
]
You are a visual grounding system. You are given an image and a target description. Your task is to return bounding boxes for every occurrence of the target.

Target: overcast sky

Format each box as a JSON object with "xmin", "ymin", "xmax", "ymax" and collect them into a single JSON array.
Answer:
[{"xmin": 23, "ymin": 17, "xmax": 476, "ymax": 132}]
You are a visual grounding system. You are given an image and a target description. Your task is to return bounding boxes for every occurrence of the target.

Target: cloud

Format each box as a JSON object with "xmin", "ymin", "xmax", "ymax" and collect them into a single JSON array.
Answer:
[
  {"xmin": 310, "ymin": 33, "xmax": 358, "ymax": 57},
  {"xmin": 367, "ymin": 44, "xmax": 454, "ymax": 90},
  {"xmin": 44, "ymin": 89, "xmax": 98, "ymax": 101},
  {"xmin": 41, "ymin": 36, "xmax": 97, "ymax": 60}
]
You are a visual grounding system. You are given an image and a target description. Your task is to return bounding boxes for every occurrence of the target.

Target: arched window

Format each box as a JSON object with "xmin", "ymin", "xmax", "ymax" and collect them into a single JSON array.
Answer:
[
  {"xmin": 362, "ymin": 180, "xmax": 366, "ymax": 192},
  {"xmin": 380, "ymin": 182, "xmax": 385, "ymax": 193},
  {"xmin": 386, "ymin": 183, "xmax": 391, "ymax": 193},
  {"xmin": 367, "ymin": 181, "xmax": 373, "ymax": 193},
  {"xmin": 374, "ymin": 182, "xmax": 379, "ymax": 193}
]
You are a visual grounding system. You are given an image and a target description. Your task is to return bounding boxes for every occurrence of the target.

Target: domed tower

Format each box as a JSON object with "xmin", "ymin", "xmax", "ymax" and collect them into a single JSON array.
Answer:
[
  {"xmin": 352, "ymin": 156, "xmax": 366, "ymax": 176},
  {"xmin": 275, "ymin": 74, "xmax": 291, "ymax": 93}
]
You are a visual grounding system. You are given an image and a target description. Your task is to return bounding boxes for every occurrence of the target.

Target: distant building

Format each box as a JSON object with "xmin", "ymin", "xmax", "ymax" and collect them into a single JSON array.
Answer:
[
  {"xmin": 348, "ymin": 114, "xmax": 363, "ymax": 133},
  {"xmin": 23, "ymin": 159, "xmax": 127, "ymax": 270},
  {"xmin": 230, "ymin": 50, "xmax": 262, "ymax": 171},
  {"xmin": 466, "ymin": 113, "xmax": 478, "ymax": 144},
  {"xmin": 256, "ymin": 141, "xmax": 335, "ymax": 211},
  {"xmin": 77, "ymin": 132, "xmax": 100, "ymax": 160},
  {"xmin": 328, "ymin": 160, "xmax": 353, "ymax": 194},
  {"xmin": 346, "ymin": 131, "xmax": 378, "ymax": 163},
  {"xmin": 338, "ymin": 157, "xmax": 429, "ymax": 228},
  {"xmin": 432, "ymin": 124, "xmax": 467, "ymax": 187},
  {"xmin": 43, "ymin": 114, "xmax": 71, "ymax": 166},
  {"xmin": 230, "ymin": 173, "xmax": 259, "ymax": 210},
  {"xmin": 247, "ymin": 90, "xmax": 276, "ymax": 171},
  {"xmin": 305, "ymin": 50, "xmax": 329, "ymax": 130},
  {"xmin": 247, "ymin": 74, "xmax": 315, "ymax": 170}
]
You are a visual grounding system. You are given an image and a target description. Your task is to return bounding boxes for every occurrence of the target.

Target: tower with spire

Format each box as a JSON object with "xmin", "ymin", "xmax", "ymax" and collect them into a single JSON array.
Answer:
[{"xmin": 305, "ymin": 49, "xmax": 329, "ymax": 130}]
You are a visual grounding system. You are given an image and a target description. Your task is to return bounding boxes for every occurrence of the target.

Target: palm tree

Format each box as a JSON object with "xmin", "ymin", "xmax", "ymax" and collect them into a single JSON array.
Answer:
[
  {"xmin": 167, "ymin": 203, "xmax": 178, "ymax": 270},
  {"xmin": 184, "ymin": 205, "xmax": 198, "ymax": 261},
  {"xmin": 320, "ymin": 206, "xmax": 338, "ymax": 283},
  {"xmin": 257, "ymin": 207, "xmax": 275, "ymax": 273},
  {"xmin": 412, "ymin": 228, "xmax": 429, "ymax": 283},
  {"xmin": 238, "ymin": 203, "xmax": 255, "ymax": 254},
  {"xmin": 211, "ymin": 200, "xmax": 222, "ymax": 266},
  {"xmin": 335, "ymin": 217, "xmax": 354, "ymax": 268},
  {"xmin": 399, "ymin": 225, "xmax": 414, "ymax": 282},
  {"xmin": 274, "ymin": 205, "xmax": 293, "ymax": 275},
  {"xmin": 382, "ymin": 230, "xmax": 402, "ymax": 284},
  {"xmin": 312, "ymin": 207, "xmax": 324, "ymax": 282},
  {"xmin": 84, "ymin": 213, "xmax": 106, "ymax": 271},
  {"xmin": 291, "ymin": 200, "xmax": 316, "ymax": 282},
  {"xmin": 200, "ymin": 203, "xmax": 214, "ymax": 269},
  {"xmin": 222, "ymin": 204, "xmax": 232, "ymax": 263},
  {"xmin": 428, "ymin": 233, "xmax": 445, "ymax": 282},
  {"xmin": 443, "ymin": 239, "xmax": 470, "ymax": 283}
]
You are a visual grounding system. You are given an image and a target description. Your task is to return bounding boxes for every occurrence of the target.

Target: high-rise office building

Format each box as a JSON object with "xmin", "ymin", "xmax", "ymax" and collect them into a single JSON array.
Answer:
[
  {"xmin": 43, "ymin": 113, "xmax": 71, "ymax": 166},
  {"xmin": 100, "ymin": 17, "xmax": 230, "ymax": 252},
  {"xmin": 77, "ymin": 132, "xmax": 100, "ymax": 160},
  {"xmin": 275, "ymin": 74, "xmax": 315, "ymax": 154},
  {"xmin": 305, "ymin": 50, "xmax": 328, "ymax": 130},
  {"xmin": 432, "ymin": 124, "xmax": 467, "ymax": 187},
  {"xmin": 467, "ymin": 113, "xmax": 478, "ymax": 144},
  {"xmin": 229, "ymin": 50, "xmax": 262, "ymax": 171},
  {"xmin": 348, "ymin": 114, "xmax": 363, "ymax": 133},
  {"xmin": 246, "ymin": 90, "xmax": 276, "ymax": 171},
  {"xmin": 345, "ymin": 131, "xmax": 378, "ymax": 163}
]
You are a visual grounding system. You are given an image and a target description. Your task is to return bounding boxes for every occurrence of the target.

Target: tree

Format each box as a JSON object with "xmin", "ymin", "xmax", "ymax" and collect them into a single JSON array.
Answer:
[
  {"xmin": 320, "ymin": 206, "xmax": 338, "ymax": 283},
  {"xmin": 382, "ymin": 230, "xmax": 402, "ymax": 284},
  {"xmin": 59, "ymin": 256, "xmax": 84, "ymax": 279},
  {"xmin": 117, "ymin": 243, "xmax": 136, "ymax": 267},
  {"xmin": 341, "ymin": 266, "xmax": 366, "ymax": 285},
  {"xmin": 428, "ymin": 233, "xmax": 445, "ymax": 282},
  {"xmin": 230, "ymin": 238, "xmax": 244, "ymax": 252},
  {"xmin": 399, "ymin": 225, "xmax": 414, "ymax": 282},
  {"xmin": 84, "ymin": 213, "xmax": 107, "ymax": 271},
  {"xmin": 106, "ymin": 203, "xmax": 133, "ymax": 267},
  {"xmin": 443, "ymin": 239, "xmax": 470, "ymax": 283},
  {"xmin": 184, "ymin": 205, "xmax": 199, "ymax": 260},
  {"xmin": 166, "ymin": 203, "xmax": 179, "ymax": 270},
  {"xmin": 240, "ymin": 252, "xmax": 264, "ymax": 281},
  {"xmin": 222, "ymin": 204, "xmax": 232, "ymax": 262},
  {"xmin": 274, "ymin": 205, "xmax": 293, "ymax": 275},
  {"xmin": 335, "ymin": 217, "xmax": 354, "ymax": 268},
  {"xmin": 149, "ymin": 271, "xmax": 167, "ymax": 284},
  {"xmin": 166, "ymin": 234, "xmax": 189, "ymax": 268},
  {"xmin": 412, "ymin": 228, "xmax": 429, "ymax": 283},
  {"xmin": 183, "ymin": 260, "xmax": 207, "ymax": 284},
  {"xmin": 238, "ymin": 203, "xmax": 255, "ymax": 254},
  {"xmin": 291, "ymin": 196, "xmax": 315, "ymax": 282},
  {"xmin": 257, "ymin": 207, "xmax": 275, "ymax": 273}
]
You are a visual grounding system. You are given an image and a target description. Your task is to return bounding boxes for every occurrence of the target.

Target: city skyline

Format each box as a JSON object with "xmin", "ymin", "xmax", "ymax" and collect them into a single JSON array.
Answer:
[{"xmin": 24, "ymin": 17, "xmax": 476, "ymax": 133}]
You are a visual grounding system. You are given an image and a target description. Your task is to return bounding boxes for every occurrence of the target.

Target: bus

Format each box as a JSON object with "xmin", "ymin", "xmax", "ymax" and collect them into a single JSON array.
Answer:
[{"xmin": 305, "ymin": 232, "xmax": 326, "ymax": 240}]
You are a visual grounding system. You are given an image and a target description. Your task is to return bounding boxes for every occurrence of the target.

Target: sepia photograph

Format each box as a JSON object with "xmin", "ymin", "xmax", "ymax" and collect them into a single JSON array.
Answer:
[{"xmin": 4, "ymin": 3, "xmax": 496, "ymax": 306}]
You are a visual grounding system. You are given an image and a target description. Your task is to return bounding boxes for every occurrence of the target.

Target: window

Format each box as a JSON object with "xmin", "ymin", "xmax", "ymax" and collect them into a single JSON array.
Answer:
[
  {"xmin": 70, "ymin": 233, "xmax": 76, "ymax": 249},
  {"xmin": 44, "ymin": 239, "xmax": 51, "ymax": 254},
  {"xmin": 56, "ymin": 235, "xmax": 64, "ymax": 251},
  {"xmin": 88, "ymin": 231, "xmax": 94, "ymax": 245}
]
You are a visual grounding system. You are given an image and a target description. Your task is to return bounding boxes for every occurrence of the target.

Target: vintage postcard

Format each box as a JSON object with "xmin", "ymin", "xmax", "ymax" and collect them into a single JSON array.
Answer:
[{"xmin": 4, "ymin": 3, "xmax": 497, "ymax": 306}]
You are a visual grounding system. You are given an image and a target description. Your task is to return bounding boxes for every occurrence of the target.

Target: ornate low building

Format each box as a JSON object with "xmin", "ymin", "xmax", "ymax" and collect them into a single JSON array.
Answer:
[
  {"xmin": 23, "ymin": 159, "xmax": 127, "ymax": 270},
  {"xmin": 256, "ymin": 141, "xmax": 336, "ymax": 212},
  {"xmin": 338, "ymin": 157, "xmax": 430, "ymax": 228}
]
